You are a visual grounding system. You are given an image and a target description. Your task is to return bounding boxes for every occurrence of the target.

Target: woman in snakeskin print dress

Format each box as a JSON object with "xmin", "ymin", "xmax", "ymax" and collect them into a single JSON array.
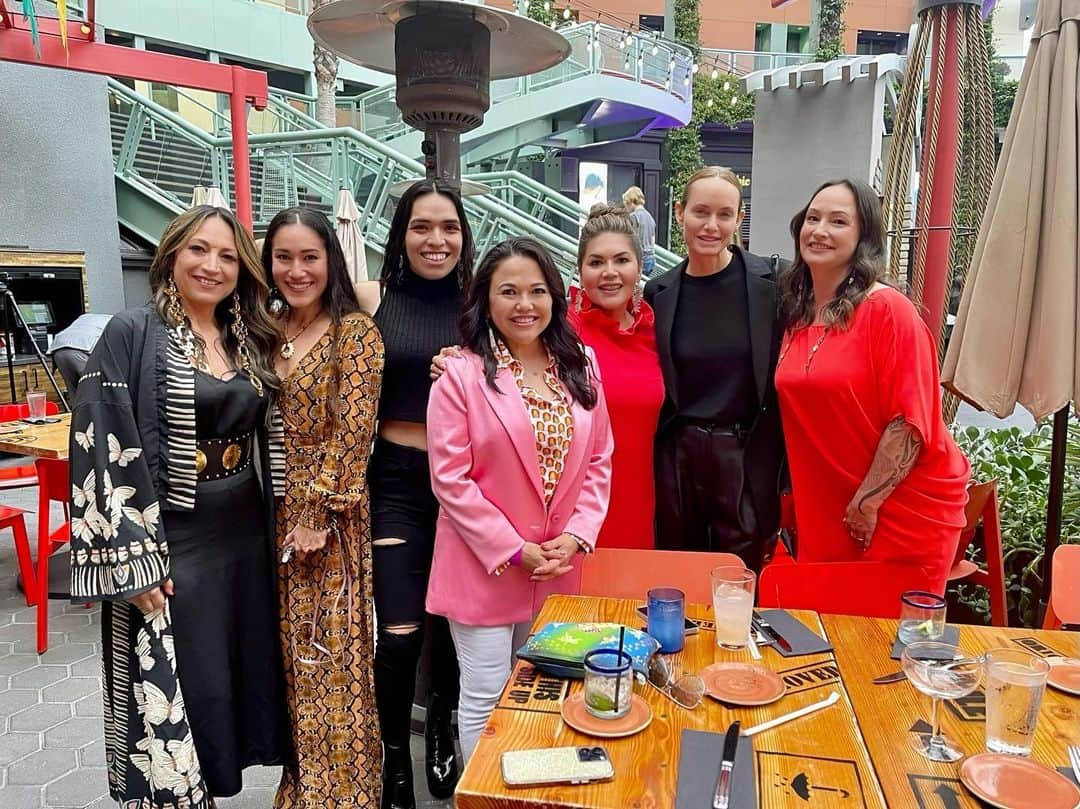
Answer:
[{"xmin": 263, "ymin": 207, "xmax": 384, "ymax": 807}]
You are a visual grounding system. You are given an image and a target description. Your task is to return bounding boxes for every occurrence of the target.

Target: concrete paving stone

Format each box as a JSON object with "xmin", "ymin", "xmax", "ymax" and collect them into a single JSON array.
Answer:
[
  {"xmin": 0, "ymin": 731, "xmax": 42, "ymax": 766},
  {"xmin": 9, "ymin": 701, "xmax": 72, "ymax": 732},
  {"xmin": 69, "ymin": 655, "xmax": 102, "ymax": 677},
  {"xmin": 42, "ymin": 676, "xmax": 99, "ymax": 704},
  {"xmin": 61, "ymin": 602, "xmax": 99, "ymax": 616},
  {"xmin": 10, "ymin": 664, "xmax": 68, "ymax": 690},
  {"xmin": 45, "ymin": 767, "xmax": 108, "ymax": 807},
  {"xmin": 11, "ymin": 633, "xmax": 65, "ymax": 655},
  {"xmin": 10, "ymin": 604, "xmax": 67, "ymax": 624},
  {"xmin": 44, "ymin": 716, "xmax": 103, "ymax": 749},
  {"xmin": 38, "ymin": 643, "xmax": 97, "ymax": 666},
  {"xmin": 84, "ymin": 797, "xmax": 114, "ymax": 809},
  {"xmin": 0, "ymin": 623, "xmax": 40, "ymax": 643},
  {"xmin": 42, "ymin": 613, "xmax": 93, "ymax": 633},
  {"xmin": 79, "ymin": 738, "xmax": 106, "ymax": 767},
  {"xmin": 6, "ymin": 747, "xmax": 77, "ymax": 785},
  {"xmin": 240, "ymin": 765, "xmax": 282, "ymax": 788},
  {"xmin": 56, "ymin": 623, "xmax": 102, "ymax": 645},
  {"xmin": 0, "ymin": 784, "xmax": 44, "ymax": 809},
  {"xmin": 0, "ymin": 640, "xmax": 14, "ymax": 656},
  {"xmin": 74, "ymin": 693, "xmax": 104, "ymax": 717},
  {"xmin": 0, "ymin": 654, "xmax": 41, "ymax": 677},
  {"xmin": 0, "ymin": 688, "xmax": 39, "ymax": 717}
]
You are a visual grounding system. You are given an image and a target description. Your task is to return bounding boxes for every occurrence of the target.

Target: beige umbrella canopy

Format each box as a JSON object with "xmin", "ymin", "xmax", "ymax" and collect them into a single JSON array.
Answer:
[
  {"xmin": 335, "ymin": 188, "xmax": 368, "ymax": 284},
  {"xmin": 942, "ymin": 0, "xmax": 1079, "ymax": 421},
  {"xmin": 190, "ymin": 186, "xmax": 230, "ymax": 209}
]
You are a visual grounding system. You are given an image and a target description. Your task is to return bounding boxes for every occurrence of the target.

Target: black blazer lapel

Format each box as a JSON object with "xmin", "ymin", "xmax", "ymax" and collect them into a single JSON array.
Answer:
[{"xmin": 742, "ymin": 248, "xmax": 779, "ymax": 406}]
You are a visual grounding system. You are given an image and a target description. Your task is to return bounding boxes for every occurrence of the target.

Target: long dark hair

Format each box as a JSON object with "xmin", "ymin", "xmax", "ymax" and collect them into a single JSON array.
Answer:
[
  {"xmin": 261, "ymin": 206, "xmax": 361, "ymax": 325},
  {"xmin": 148, "ymin": 205, "xmax": 279, "ymax": 396},
  {"xmin": 381, "ymin": 180, "xmax": 475, "ymax": 290},
  {"xmin": 780, "ymin": 178, "xmax": 888, "ymax": 330},
  {"xmin": 461, "ymin": 238, "xmax": 598, "ymax": 409}
]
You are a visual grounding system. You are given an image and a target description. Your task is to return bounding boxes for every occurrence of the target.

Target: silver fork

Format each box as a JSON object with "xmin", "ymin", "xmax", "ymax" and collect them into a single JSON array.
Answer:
[{"xmin": 1068, "ymin": 744, "xmax": 1080, "ymax": 785}]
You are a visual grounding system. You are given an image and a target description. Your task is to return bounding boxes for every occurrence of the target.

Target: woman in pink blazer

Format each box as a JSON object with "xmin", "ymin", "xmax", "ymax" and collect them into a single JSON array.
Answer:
[{"xmin": 426, "ymin": 237, "xmax": 613, "ymax": 761}]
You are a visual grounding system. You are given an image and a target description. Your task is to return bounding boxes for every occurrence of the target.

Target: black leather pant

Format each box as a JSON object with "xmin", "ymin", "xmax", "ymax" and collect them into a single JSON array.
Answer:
[{"xmin": 654, "ymin": 420, "xmax": 766, "ymax": 572}]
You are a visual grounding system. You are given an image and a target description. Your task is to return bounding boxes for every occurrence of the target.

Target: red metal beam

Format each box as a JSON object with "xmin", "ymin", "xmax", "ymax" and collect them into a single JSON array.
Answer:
[{"xmin": 0, "ymin": 4, "xmax": 268, "ymax": 227}]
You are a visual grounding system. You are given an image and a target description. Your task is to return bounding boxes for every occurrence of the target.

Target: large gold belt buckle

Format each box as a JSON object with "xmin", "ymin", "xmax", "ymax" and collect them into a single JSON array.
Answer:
[
  {"xmin": 195, "ymin": 448, "xmax": 207, "ymax": 474},
  {"xmin": 222, "ymin": 443, "xmax": 243, "ymax": 470}
]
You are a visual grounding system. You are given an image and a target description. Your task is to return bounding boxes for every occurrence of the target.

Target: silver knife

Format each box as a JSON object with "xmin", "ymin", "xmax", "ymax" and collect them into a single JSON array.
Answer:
[
  {"xmin": 753, "ymin": 614, "xmax": 793, "ymax": 653},
  {"xmin": 712, "ymin": 720, "xmax": 740, "ymax": 809}
]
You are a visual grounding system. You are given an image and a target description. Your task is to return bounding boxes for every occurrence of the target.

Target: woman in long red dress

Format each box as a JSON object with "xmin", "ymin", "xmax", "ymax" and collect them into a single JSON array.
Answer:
[
  {"xmin": 569, "ymin": 206, "xmax": 664, "ymax": 549},
  {"xmin": 775, "ymin": 179, "xmax": 970, "ymax": 595}
]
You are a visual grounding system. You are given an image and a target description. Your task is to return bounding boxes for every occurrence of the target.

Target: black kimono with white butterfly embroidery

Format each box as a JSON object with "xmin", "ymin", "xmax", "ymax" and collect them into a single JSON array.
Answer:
[{"xmin": 69, "ymin": 306, "xmax": 283, "ymax": 809}]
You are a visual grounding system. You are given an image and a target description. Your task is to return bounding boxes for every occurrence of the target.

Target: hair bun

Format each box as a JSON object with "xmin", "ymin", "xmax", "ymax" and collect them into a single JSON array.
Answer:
[{"xmin": 587, "ymin": 203, "xmax": 631, "ymax": 221}]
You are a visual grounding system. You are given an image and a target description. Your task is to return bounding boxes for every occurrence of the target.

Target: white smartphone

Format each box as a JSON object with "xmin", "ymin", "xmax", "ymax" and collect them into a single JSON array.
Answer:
[{"xmin": 501, "ymin": 745, "xmax": 615, "ymax": 788}]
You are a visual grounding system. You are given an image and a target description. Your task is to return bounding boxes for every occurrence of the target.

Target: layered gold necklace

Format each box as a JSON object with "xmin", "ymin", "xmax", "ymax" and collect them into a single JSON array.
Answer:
[{"xmin": 280, "ymin": 311, "xmax": 323, "ymax": 359}]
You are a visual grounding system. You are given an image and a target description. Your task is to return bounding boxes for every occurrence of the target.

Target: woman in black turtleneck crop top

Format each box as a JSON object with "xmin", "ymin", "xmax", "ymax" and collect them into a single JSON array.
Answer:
[
  {"xmin": 374, "ymin": 269, "xmax": 461, "ymax": 423},
  {"xmin": 356, "ymin": 181, "xmax": 475, "ymax": 809}
]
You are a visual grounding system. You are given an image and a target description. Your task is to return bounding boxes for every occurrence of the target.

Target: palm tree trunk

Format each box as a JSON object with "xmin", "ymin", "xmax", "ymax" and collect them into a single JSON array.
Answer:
[{"xmin": 311, "ymin": 0, "xmax": 339, "ymax": 129}]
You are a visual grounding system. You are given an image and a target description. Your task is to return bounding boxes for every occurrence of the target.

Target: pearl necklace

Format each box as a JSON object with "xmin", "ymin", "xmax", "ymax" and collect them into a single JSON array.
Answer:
[
  {"xmin": 280, "ymin": 312, "xmax": 322, "ymax": 359},
  {"xmin": 777, "ymin": 327, "xmax": 829, "ymax": 373}
]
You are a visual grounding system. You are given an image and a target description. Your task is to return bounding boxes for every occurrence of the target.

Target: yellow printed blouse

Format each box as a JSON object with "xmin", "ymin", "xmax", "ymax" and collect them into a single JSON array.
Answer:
[{"xmin": 492, "ymin": 337, "xmax": 574, "ymax": 506}]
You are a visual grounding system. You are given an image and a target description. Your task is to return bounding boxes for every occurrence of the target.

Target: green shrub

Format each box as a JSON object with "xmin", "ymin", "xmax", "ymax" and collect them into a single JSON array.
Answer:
[{"xmin": 951, "ymin": 419, "xmax": 1080, "ymax": 627}]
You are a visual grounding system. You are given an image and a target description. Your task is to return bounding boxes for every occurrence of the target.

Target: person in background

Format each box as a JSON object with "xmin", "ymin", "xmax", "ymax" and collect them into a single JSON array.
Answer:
[
  {"xmin": 570, "ymin": 205, "xmax": 663, "ymax": 549},
  {"xmin": 426, "ymin": 237, "xmax": 612, "ymax": 762},
  {"xmin": 353, "ymin": 180, "xmax": 473, "ymax": 809},
  {"xmin": 263, "ymin": 207, "xmax": 383, "ymax": 808},
  {"xmin": 69, "ymin": 205, "xmax": 288, "ymax": 808},
  {"xmin": 622, "ymin": 186, "xmax": 657, "ymax": 278},
  {"xmin": 48, "ymin": 312, "xmax": 112, "ymax": 394},
  {"xmin": 775, "ymin": 179, "xmax": 969, "ymax": 594},
  {"xmin": 644, "ymin": 166, "xmax": 785, "ymax": 572}
]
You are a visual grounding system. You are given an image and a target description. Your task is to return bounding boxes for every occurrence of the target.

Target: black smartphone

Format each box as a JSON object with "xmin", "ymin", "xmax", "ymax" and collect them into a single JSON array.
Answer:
[{"xmin": 635, "ymin": 605, "xmax": 700, "ymax": 635}]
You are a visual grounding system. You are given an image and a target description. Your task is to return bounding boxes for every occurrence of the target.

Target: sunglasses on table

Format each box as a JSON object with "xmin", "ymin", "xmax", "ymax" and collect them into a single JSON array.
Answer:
[{"xmin": 645, "ymin": 655, "xmax": 706, "ymax": 709}]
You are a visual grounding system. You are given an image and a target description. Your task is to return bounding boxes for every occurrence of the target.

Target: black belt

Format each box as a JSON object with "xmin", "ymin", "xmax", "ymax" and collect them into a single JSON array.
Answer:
[
  {"xmin": 195, "ymin": 432, "xmax": 253, "ymax": 481},
  {"xmin": 677, "ymin": 417, "xmax": 748, "ymax": 441}
]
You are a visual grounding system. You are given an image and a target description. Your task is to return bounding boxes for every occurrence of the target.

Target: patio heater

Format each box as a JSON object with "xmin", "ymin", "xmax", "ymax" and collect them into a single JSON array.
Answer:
[{"xmin": 308, "ymin": 0, "xmax": 571, "ymax": 195}]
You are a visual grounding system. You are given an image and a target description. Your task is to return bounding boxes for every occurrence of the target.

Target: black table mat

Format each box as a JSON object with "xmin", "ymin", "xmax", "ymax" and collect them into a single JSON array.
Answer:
[
  {"xmin": 675, "ymin": 728, "xmax": 755, "ymax": 809},
  {"xmin": 889, "ymin": 624, "xmax": 960, "ymax": 660},
  {"xmin": 756, "ymin": 609, "xmax": 833, "ymax": 657}
]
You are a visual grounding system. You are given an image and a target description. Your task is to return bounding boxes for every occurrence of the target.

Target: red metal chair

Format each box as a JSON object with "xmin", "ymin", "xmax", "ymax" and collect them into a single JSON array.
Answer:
[
  {"xmin": 579, "ymin": 548, "xmax": 745, "ymax": 606},
  {"xmin": 0, "ymin": 503, "xmax": 34, "ymax": 605},
  {"xmin": 758, "ymin": 560, "xmax": 942, "ymax": 619},
  {"xmin": 947, "ymin": 480, "xmax": 1008, "ymax": 626},
  {"xmin": 35, "ymin": 458, "xmax": 71, "ymax": 654},
  {"xmin": 0, "ymin": 401, "xmax": 62, "ymax": 492},
  {"xmin": 1042, "ymin": 544, "xmax": 1080, "ymax": 630}
]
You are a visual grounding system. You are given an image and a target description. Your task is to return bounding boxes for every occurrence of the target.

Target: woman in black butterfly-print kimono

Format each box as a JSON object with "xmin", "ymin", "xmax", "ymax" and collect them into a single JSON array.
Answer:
[{"xmin": 69, "ymin": 206, "xmax": 290, "ymax": 809}]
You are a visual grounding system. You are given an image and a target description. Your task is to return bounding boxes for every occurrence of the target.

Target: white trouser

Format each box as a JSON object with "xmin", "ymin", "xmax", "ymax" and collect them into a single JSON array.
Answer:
[{"xmin": 448, "ymin": 619, "xmax": 533, "ymax": 762}]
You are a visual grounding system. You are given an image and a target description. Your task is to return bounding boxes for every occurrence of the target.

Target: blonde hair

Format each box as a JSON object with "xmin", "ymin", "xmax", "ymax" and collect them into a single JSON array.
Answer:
[
  {"xmin": 680, "ymin": 166, "xmax": 743, "ymax": 209},
  {"xmin": 622, "ymin": 186, "xmax": 645, "ymax": 207},
  {"xmin": 577, "ymin": 204, "xmax": 643, "ymax": 270}
]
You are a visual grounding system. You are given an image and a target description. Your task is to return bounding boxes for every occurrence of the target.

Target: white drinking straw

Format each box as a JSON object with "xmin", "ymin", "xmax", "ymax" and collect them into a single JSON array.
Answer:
[{"xmin": 739, "ymin": 691, "xmax": 841, "ymax": 737}]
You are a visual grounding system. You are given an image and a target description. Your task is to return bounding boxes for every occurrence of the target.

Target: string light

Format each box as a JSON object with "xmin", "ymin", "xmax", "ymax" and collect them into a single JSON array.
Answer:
[
  {"xmin": 543, "ymin": 1, "xmax": 550, "ymax": 10},
  {"xmin": 651, "ymin": 44, "xmax": 659, "ymax": 56},
  {"xmin": 711, "ymin": 68, "xmax": 719, "ymax": 80},
  {"xmin": 668, "ymin": 58, "xmax": 675, "ymax": 71},
  {"xmin": 563, "ymin": 7, "xmax": 571, "ymax": 20},
  {"xmin": 723, "ymin": 80, "xmax": 731, "ymax": 91},
  {"xmin": 708, "ymin": 98, "xmax": 715, "ymax": 108},
  {"xmin": 692, "ymin": 63, "xmax": 700, "ymax": 74}
]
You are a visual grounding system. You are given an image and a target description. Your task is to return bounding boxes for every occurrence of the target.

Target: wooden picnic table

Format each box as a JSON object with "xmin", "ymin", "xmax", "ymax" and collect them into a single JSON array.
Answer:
[
  {"xmin": 824, "ymin": 614, "xmax": 1080, "ymax": 809},
  {"xmin": 456, "ymin": 594, "xmax": 888, "ymax": 809},
  {"xmin": 0, "ymin": 412, "xmax": 70, "ymax": 459}
]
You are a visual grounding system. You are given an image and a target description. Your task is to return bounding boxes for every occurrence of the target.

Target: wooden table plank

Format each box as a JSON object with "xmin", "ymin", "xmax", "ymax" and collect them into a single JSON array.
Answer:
[
  {"xmin": 0, "ymin": 413, "xmax": 70, "ymax": 459},
  {"xmin": 457, "ymin": 594, "xmax": 887, "ymax": 809},
  {"xmin": 823, "ymin": 614, "xmax": 1080, "ymax": 809}
]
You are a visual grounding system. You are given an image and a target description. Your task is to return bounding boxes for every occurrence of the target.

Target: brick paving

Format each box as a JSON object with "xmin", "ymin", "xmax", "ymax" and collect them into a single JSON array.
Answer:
[{"xmin": 0, "ymin": 485, "xmax": 452, "ymax": 809}]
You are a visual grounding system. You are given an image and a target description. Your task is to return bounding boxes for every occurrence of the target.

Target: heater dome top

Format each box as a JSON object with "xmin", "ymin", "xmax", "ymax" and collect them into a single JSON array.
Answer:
[{"xmin": 308, "ymin": 0, "xmax": 571, "ymax": 80}]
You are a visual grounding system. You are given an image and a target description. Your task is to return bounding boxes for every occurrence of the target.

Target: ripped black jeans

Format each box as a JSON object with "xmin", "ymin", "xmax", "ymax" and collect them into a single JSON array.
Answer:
[{"xmin": 370, "ymin": 437, "xmax": 460, "ymax": 750}]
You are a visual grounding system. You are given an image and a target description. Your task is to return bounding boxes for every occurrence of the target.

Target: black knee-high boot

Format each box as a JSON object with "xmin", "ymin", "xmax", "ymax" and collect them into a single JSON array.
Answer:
[
  {"xmin": 375, "ymin": 627, "xmax": 424, "ymax": 809},
  {"xmin": 424, "ymin": 616, "xmax": 460, "ymax": 799}
]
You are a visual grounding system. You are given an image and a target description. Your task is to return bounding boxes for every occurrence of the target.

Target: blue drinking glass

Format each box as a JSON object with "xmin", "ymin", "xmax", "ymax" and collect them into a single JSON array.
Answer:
[{"xmin": 647, "ymin": 587, "xmax": 686, "ymax": 653}]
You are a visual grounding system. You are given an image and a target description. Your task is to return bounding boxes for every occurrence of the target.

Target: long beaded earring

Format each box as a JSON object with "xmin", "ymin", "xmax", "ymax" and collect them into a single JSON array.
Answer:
[
  {"xmin": 231, "ymin": 291, "xmax": 264, "ymax": 397},
  {"xmin": 165, "ymin": 276, "xmax": 186, "ymax": 327},
  {"xmin": 631, "ymin": 278, "xmax": 644, "ymax": 315}
]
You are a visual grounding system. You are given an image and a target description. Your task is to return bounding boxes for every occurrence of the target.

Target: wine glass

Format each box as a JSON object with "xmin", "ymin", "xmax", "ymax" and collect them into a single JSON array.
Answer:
[{"xmin": 901, "ymin": 641, "xmax": 982, "ymax": 762}]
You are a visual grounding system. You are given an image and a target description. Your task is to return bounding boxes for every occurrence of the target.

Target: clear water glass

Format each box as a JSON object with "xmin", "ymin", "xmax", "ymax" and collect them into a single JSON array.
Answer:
[
  {"xmin": 901, "ymin": 641, "xmax": 982, "ymax": 762},
  {"xmin": 26, "ymin": 391, "xmax": 46, "ymax": 420},
  {"xmin": 710, "ymin": 565, "xmax": 756, "ymax": 650},
  {"xmin": 583, "ymin": 648, "xmax": 633, "ymax": 719},
  {"xmin": 984, "ymin": 648, "xmax": 1049, "ymax": 756},
  {"xmin": 647, "ymin": 587, "xmax": 686, "ymax": 653},
  {"xmin": 897, "ymin": 590, "xmax": 947, "ymax": 644}
]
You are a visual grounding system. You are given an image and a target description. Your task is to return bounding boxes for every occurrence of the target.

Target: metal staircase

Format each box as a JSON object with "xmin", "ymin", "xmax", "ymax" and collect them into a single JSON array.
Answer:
[{"xmin": 108, "ymin": 22, "xmax": 688, "ymax": 278}]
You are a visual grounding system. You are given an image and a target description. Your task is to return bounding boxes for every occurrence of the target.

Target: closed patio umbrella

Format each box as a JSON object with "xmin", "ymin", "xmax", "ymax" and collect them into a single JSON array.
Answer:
[
  {"xmin": 190, "ymin": 186, "xmax": 229, "ymax": 209},
  {"xmin": 941, "ymin": 0, "xmax": 1079, "ymax": 607},
  {"xmin": 334, "ymin": 187, "xmax": 368, "ymax": 284}
]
